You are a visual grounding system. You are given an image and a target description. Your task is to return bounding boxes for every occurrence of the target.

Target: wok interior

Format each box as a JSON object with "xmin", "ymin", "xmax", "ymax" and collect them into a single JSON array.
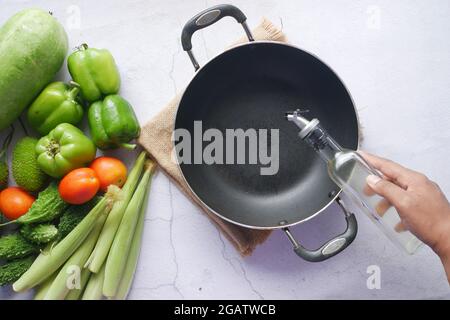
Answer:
[{"xmin": 176, "ymin": 42, "xmax": 358, "ymax": 228}]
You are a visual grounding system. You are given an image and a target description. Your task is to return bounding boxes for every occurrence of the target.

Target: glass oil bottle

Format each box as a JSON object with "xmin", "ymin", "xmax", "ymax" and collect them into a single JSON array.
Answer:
[{"xmin": 286, "ymin": 110, "xmax": 423, "ymax": 254}]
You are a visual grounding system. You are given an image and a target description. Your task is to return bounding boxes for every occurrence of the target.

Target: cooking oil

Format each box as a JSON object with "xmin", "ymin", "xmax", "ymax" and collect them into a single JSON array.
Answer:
[
  {"xmin": 329, "ymin": 151, "xmax": 422, "ymax": 254},
  {"xmin": 286, "ymin": 110, "xmax": 423, "ymax": 254}
]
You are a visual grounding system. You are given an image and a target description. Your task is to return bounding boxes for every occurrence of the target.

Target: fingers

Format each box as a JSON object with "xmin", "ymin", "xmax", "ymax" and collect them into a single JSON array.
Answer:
[
  {"xmin": 395, "ymin": 222, "xmax": 407, "ymax": 232},
  {"xmin": 375, "ymin": 198, "xmax": 391, "ymax": 216},
  {"xmin": 366, "ymin": 175, "xmax": 408, "ymax": 208},
  {"xmin": 375, "ymin": 199, "xmax": 408, "ymax": 232},
  {"xmin": 363, "ymin": 183, "xmax": 376, "ymax": 196},
  {"xmin": 359, "ymin": 151, "xmax": 416, "ymax": 189}
]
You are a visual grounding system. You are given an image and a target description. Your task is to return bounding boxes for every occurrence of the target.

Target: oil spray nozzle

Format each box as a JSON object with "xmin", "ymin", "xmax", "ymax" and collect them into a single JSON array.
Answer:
[{"xmin": 285, "ymin": 109, "xmax": 320, "ymax": 139}]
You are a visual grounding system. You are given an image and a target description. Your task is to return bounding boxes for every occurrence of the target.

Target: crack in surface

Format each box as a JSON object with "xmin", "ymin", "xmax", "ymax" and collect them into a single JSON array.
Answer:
[
  {"xmin": 216, "ymin": 227, "xmax": 240, "ymax": 273},
  {"xmin": 217, "ymin": 231, "xmax": 264, "ymax": 300},
  {"xmin": 168, "ymin": 181, "xmax": 184, "ymax": 298},
  {"xmin": 133, "ymin": 283, "xmax": 184, "ymax": 298},
  {"xmin": 233, "ymin": 256, "xmax": 265, "ymax": 300},
  {"xmin": 169, "ymin": 39, "xmax": 181, "ymax": 95}
]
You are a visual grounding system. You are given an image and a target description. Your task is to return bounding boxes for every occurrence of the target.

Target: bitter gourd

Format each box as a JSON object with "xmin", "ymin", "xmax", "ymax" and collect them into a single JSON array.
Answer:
[
  {"xmin": 20, "ymin": 223, "xmax": 58, "ymax": 244},
  {"xmin": 0, "ymin": 233, "xmax": 38, "ymax": 260},
  {"xmin": 58, "ymin": 196, "xmax": 101, "ymax": 239},
  {"xmin": 16, "ymin": 182, "xmax": 69, "ymax": 224},
  {"xmin": 0, "ymin": 256, "xmax": 36, "ymax": 286}
]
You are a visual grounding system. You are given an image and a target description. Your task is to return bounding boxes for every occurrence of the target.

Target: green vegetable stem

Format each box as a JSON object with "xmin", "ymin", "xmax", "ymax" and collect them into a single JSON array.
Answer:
[
  {"xmin": 82, "ymin": 262, "xmax": 106, "ymax": 300},
  {"xmin": 13, "ymin": 189, "xmax": 118, "ymax": 292},
  {"xmin": 43, "ymin": 213, "xmax": 107, "ymax": 299},
  {"xmin": 104, "ymin": 159, "xmax": 156, "ymax": 297},
  {"xmin": 86, "ymin": 152, "xmax": 146, "ymax": 273},
  {"xmin": 58, "ymin": 197, "xmax": 101, "ymax": 240},
  {"xmin": 65, "ymin": 268, "xmax": 90, "ymax": 300},
  {"xmin": 115, "ymin": 162, "xmax": 154, "ymax": 300},
  {"xmin": 33, "ymin": 269, "xmax": 59, "ymax": 300},
  {"xmin": 27, "ymin": 81, "xmax": 84, "ymax": 136},
  {"xmin": 88, "ymin": 95, "xmax": 141, "ymax": 150}
]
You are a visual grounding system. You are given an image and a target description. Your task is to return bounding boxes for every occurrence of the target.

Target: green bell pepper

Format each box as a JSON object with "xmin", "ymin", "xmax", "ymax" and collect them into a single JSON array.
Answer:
[
  {"xmin": 88, "ymin": 94, "xmax": 140, "ymax": 150},
  {"xmin": 36, "ymin": 123, "xmax": 97, "ymax": 178},
  {"xmin": 27, "ymin": 82, "xmax": 84, "ymax": 136},
  {"xmin": 67, "ymin": 44, "xmax": 120, "ymax": 102}
]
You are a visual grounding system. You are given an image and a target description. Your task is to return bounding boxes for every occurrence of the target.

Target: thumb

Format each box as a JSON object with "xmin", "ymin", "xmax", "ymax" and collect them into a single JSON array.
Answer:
[{"xmin": 366, "ymin": 175, "xmax": 407, "ymax": 206}]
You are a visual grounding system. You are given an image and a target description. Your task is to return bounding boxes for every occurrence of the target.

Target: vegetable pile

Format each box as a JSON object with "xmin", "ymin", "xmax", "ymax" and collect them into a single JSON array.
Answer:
[{"xmin": 0, "ymin": 8, "xmax": 155, "ymax": 300}]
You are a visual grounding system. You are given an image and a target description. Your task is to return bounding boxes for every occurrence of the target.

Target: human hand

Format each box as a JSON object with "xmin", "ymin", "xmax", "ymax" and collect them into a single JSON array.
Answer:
[{"xmin": 361, "ymin": 152, "xmax": 450, "ymax": 263}]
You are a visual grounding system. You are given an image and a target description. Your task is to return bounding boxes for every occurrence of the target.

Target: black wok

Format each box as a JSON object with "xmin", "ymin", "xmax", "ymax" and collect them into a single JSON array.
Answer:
[{"xmin": 175, "ymin": 4, "xmax": 359, "ymax": 261}]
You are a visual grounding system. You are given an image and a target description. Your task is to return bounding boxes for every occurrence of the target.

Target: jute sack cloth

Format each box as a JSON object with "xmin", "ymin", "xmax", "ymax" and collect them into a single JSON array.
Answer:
[{"xmin": 139, "ymin": 18, "xmax": 288, "ymax": 256}]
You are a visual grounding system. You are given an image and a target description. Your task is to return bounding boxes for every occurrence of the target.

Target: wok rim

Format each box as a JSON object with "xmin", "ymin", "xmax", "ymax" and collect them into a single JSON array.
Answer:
[{"xmin": 173, "ymin": 40, "xmax": 361, "ymax": 230}]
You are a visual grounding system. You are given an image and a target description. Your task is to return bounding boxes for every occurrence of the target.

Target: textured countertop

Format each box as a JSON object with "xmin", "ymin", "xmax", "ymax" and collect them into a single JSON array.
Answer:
[{"xmin": 1, "ymin": 0, "xmax": 449, "ymax": 299}]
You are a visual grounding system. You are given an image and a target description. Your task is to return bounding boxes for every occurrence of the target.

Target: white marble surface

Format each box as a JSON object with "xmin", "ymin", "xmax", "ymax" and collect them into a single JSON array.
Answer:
[{"xmin": 1, "ymin": 0, "xmax": 450, "ymax": 299}]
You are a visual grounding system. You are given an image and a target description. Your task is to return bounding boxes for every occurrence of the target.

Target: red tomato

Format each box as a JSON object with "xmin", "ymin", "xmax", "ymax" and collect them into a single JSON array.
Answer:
[
  {"xmin": 90, "ymin": 157, "xmax": 127, "ymax": 192},
  {"xmin": 0, "ymin": 187, "xmax": 35, "ymax": 220},
  {"xmin": 59, "ymin": 168, "xmax": 100, "ymax": 204}
]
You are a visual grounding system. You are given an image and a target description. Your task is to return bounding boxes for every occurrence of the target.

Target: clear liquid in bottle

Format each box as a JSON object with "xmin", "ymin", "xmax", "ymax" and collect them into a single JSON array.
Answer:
[
  {"xmin": 329, "ymin": 151, "xmax": 423, "ymax": 254},
  {"xmin": 286, "ymin": 110, "xmax": 423, "ymax": 254}
]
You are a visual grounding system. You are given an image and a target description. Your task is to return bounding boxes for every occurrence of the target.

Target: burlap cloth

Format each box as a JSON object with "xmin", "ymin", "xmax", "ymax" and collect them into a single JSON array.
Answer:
[{"xmin": 139, "ymin": 19, "xmax": 288, "ymax": 256}]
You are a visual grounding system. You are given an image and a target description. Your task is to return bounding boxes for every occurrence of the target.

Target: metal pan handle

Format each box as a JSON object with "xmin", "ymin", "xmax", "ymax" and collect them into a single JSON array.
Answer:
[
  {"xmin": 181, "ymin": 4, "xmax": 254, "ymax": 70},
  {"xmin": 283, "ymin": 197, "xmax": 358, "ymax": 262}
]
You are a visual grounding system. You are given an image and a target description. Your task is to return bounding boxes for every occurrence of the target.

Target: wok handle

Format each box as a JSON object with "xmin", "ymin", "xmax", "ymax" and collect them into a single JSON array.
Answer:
[
  {"xmin": 283, "ymin": 197, "xmax": 358, "ymax": 262},
  {"xmin": 181, "ymin": 4, "xmax": 254, "ymax": 70}
]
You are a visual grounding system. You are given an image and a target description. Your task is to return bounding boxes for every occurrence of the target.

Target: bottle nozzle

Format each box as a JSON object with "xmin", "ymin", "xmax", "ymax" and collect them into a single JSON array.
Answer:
[
  {"xmin": 285, "ymin": 109, "xmax": 320, "ymax": 139},
  {"xmin": 284, "ymin": 111, "xmax": 293, "ymax": 120}
]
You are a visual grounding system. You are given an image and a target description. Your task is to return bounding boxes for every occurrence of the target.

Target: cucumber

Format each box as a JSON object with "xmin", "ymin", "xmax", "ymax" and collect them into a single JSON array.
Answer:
[{"xmin": 0, "ymin": 9, "xmax": 68, "ymax": 131}]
